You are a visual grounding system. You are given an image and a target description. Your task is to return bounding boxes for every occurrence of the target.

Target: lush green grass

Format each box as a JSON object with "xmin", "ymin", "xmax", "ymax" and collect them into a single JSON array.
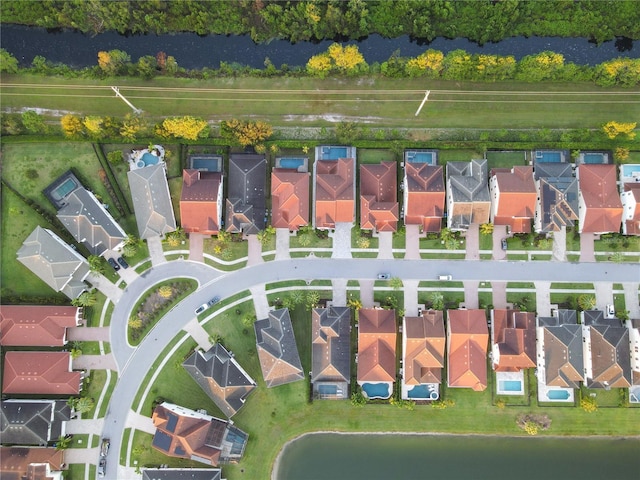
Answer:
[
  {"xmin": 66, "ymin": 463, "xmax": 86, "ymax": 480},
  {"xmin": 485, "ymin": 150, "xmax": 528, "ymax": 166},
  {"xmin": 358, "ymin": 148, "xmax": 397, "ymax": 164},
  {"xmin": 83, "ymin": 370, "xmax": 107, "ymax": 419}
]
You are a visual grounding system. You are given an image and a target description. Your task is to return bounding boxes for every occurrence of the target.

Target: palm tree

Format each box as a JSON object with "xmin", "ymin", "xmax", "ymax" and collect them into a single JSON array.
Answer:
[
  {"xmin": 389, "ymin": 277, "xmax": 403, "ymax": 290},
  {"xmin": 87, "ymin": 255, "xmax": 105, "ymax": 274},
  {"xmin": 55, "ymin": 435, "xmax": 72, "ymax": 451},
  {"xmin": 305, "ymin": 291, "xmax": 320, "ymax": 310},
  {"xmin": 347, "ymin": 296, "xmax": 363, "ymax": 311},
  {"xmin": 128, "ymin": 316, "xmax": 143, "ymax": 329},
  {"xmin": 479, "ymin": 223, "xmax": 494, "ymax": 235},
  {"xmin": 578, "ymin": 294, "xmax": 596, "ymax": 311},
  {"xmin": 74, "ymin": 396, "xmax": 94, "ymax": 414},
  {"xmin": 72, "ymin": 290, "xmax": 97, "ymax": 307},
  {"xmin": 429, "ymin": 291, "xmax": 445, "ymax": 310}
]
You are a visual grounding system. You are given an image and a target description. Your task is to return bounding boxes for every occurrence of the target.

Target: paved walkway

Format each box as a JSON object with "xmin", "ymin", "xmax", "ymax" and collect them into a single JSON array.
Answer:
[
  {"xmin": 404, "ymin": 225, "xmax": 421, "ymax": 259},
  {"xmin": 552, "ymin": 227, "xmax": 567, "ymax": 261},
  {"xmin": 73, "ymin": 354, "xmax": 118, "ymax": 371},
  {"xmin": 247, "ymin": 235, "xmax": 264, "ymax": 266},
  {"xmin": 126, "ymin": 411, "xmax": 155, "ymax": 435},
  {"xmin": 147, "ymin": 236, "xmax": 166, "ymax": 266},
  {"xmin": 492, "ymin": 225, "xmax": 508, "ymax": 260},
  {"xmin": 491, "ymin": 282, "xmax": 507, "ymax": 309},
  {"xmin": 377, "ymin": 231, "xmax": 394, "ymax": 259},
  {"xmin": 464, "ymin": 224, "xmax": 479, "ymax": 260},
  {"xmin": 403, "ymin": 280, "xmax": 419, "ymax": 316},
  {"xmin": 331, "ymin": 223, "xmax": 353, "ymax": 259},
  {"xmin": 189, "ymin": 233, "xmax": 205, "ymax": 263},
  {"xmin": 579, "ymin": 233, "xmax": 596, "ymax": 262},
  {"xmin": 331, "ymin": 279, "xmax": 347, "ymax": 306},
  {"xmin": 66, "ymin": 418, "xmax": 104, "ymax": 435},
  {"xmin": 250, "ymin": 284, "xmax": 271, "ymax": 319},
  {"xmin": 359, "ymin": 280, "xmax": 375, "ymax": 308},
  {"xmin": 68, "ymin": 326, "xmax": 110, "ymax": 342},
  {"xmin": 463, "ymin": 281, "xmax": 479, "ymax": 309},
  {"xmin": 183, "ymin": 317, "xmax": 213, "ymax": 351},
  {"xmin": 623, "ymin": 282, "xmax": 640, "ymax": 319},
  {"xmin": 86, "ymin": 272, "xmax": 122, "ymax": 303},
  {"xmin": 534, "ymin": 281, "xmax": 552, "ymax": 317},
  {"xmin": 275, "ymin": 228, "xmax": 291, "ymax": 260}
]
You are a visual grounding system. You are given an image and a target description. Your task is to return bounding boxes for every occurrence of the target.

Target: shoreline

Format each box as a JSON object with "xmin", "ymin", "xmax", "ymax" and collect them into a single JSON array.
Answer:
[{"xmin": 270, "ymin": 430, "xmax": 640, "ymax": 480}]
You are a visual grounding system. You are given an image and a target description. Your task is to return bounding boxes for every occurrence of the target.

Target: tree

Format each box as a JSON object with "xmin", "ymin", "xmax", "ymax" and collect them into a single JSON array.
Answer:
[
  {"xmin": 0, "ymin": 48, "xmax": 19, "ymax": 73},
  {"xmin": 290, "ymin": 290, "xmax": 304, "ymax": 307},
  {"xmin": 614, "ymin": 147, "xmax": 630, "ymax": 162},
  {"xmin": 580, "ymin": 396, "xmax": 598, "ymax": 413},
  {"xmin": 157, "ymin": 116, "xmax": 209, "ymax": 140},
  {"xmin": 305, "ymin": 291, "xmax": 320, "ymax": 310},
  {"xmin": 73, "ymin": 396, "xmax": 94, "ymax": 414},
  {"xmin": 122, "ymin": 234, "xmax": 142, "ymax": 258},
  {"xmin": 242, "ymin": 313, "xmax": 256, "ymax": 327},
  {"xmin": 21, "ymin": 111, "xmax": 46, "ymax": 134},
  {"xmin": 61, "ymin": 114, "xmax": 84, "ymax": 137},
  {"xmin": 479, "ymin": 223, "xmax": 494, "ymax": 235},
  {"xmin": 335, "ymin": 121, "xmax": 361, "ymax": 144},
  {"xmin": 97, "ymin": 49, "xmax": 131, "ymax": 75},
  {"xmin": 356, "ymin": 236, "xmax": 370, "ymax": 249},
  {"xmin": 389, "ymin": 277, "xmax": 403, "ymax": 290},
  {"xmin": 429, "ymin": 292, "xmax": 444, "ymax": 310},
  {"xmin": 221, "ymin": 119, "xmax": 273, "ymax": 147},
  {"xmin": 120, "ymin": 113, "xmax": 146, "ymax": 140},
  {"xmin": 88, "ymin": 255, "xmax": 106, "ymax": 274},
  {"xmin": 55, "ymin": 435, "xmax": 72, "ymax": 450},
  {"xmin": 347, "ymin": 295, "xmax": 363, "ymax": 311},
  {"xmin": 577, "ymin": 294, "xmax": 596, "ymax": 311},
  {"xmin": 406, "ymin": 49, "xmax": 444, "ymax": 78},
  {"xmin": 158, "ymin": 285, "xmax": 173, "ymax": 299},
  {"xmin": 72, "ymin": 290, "xmax": 97, "ymax": 307},
  {"xmin": 602, "ymin": 121, "xmax": 637, "ymax": 140},
  {"xmin": 128, "ymin": 316, "xmax": 143, "ymax": 330},
  {"xmin": 70, "ymin": 348, "xmax": 82, "ymax": 359}
]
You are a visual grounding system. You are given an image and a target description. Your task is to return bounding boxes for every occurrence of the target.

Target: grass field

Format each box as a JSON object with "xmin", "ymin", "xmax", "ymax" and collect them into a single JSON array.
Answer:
[{"xmin": 2, "ymin": 75, "xmax": 639, "ymax": 129}]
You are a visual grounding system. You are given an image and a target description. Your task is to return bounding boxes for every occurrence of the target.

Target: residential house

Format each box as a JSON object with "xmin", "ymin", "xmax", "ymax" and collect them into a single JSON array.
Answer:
[
  {"xmin": 490, "ymin": 309, "xmax": 536, "ymax": 371},
  {"xmin": 311, "ymin": 306, "xmax": 351, "ymax": 399},
  {"xmin": 254, "ymin": 309, "xmax": 304, "ymax": 388},
  {"xmin": 142, "ymin": 468, "xmax": 224, "ymax": 480},
  {"xmin": 621, "ymin": 183, "xmax": 640, "ymax": 235},
  {"xmin": 360, "ymin": 161, "xmax": 399, "ymax": 232},
  {"xmin": 182, "ymin": 343, "xmax": 256, "ymax": 418},
  {"xmin": 128, "ymin": 163, "xmax": 176, "ymax": 239},
  {"xmin": 271, "ymin": 168, "xmax": 310, "ymax": 231},
  {"xmin": 536, "ymin": 309, "xmax": 584, "ymax": 388},
  {"xmin": 180, "ymin": 169, "xmax": 223, "ymax": 236},
  {"xmin": 582, "ymin": 310, "xmax": 631, "ymax": 388},
  {"xmin": 533, "ymin": 163, "xmax": 578, "ymax": 233},
  {"xmin": 2, "ymin": 351, "xmax": 81, "ymax": 395},
  {"xmin": 403, "ymin": 163, "xmax": 445, "ymax": 233},
  {"xmin": 0, "ymin": 305, "xmax": 81, "ymax": 347},
  {"xmin": 446, "ymin": 159, "xmax": 490, "ymax": 230},
  {"xmin": 402, "ymin": 310, "xmax": 445, "ymax": 400},
  {"xmin": 446, "ymin": 309, "xmax": 489, "ymax": 391},
  {"xmin": 57, "ymin": 187, "xmax": 126, "ymax": 255},
  {"xmin": 151, "ymin": 403, "xmax": 248, "ymax": 466},
  {"xmin": 489, "ymin": 166, "xmax": 536, "ymax": 233},
  {"xmin": 0, "ymin": 400, "xmax": 70, "ymax": 446},
  {"xmin": 314, "ymin": 157, "xmax": 355, "ymax": 229},
  {"xmin": 0, "ymin": 447, "xmax": 65, "ymax": 480},
  {"xmin": 17, "ymin": 226, "xmax": 89, "ymax": 300},
  {"xmin": 225, "ymin": 154, "xmax": 267, "ymax": 235},
  {"xmin": 357, "ymin": 308, "xmax": 396, "ymax": 399},
  {"xmin": 629, "ymin": 319, "xmax": 640, "ymax": 387},
  {"xmin": 577, "ymin": 164, "xmax": 623, "ymax": 234}
]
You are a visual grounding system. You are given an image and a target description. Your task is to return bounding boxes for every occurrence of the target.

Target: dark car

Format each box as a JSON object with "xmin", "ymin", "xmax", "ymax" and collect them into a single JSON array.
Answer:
[
  {"xmin": 98, "ymin": 458, "xmax": 106, "ymax": 477},
  {"xmin": 117, "ymin": 256, "xmax": 129, "ymax": 269},
  {"xmin": 208, "ymin": 296, "xmax": 221, "ymax": 306},
  {"xmin": 501, "ymin": 238, "xmax": 508, "ymax": 251},
  {"xmin": 107, "ymin": 257, "xmax": 120, "ymax": 271}
]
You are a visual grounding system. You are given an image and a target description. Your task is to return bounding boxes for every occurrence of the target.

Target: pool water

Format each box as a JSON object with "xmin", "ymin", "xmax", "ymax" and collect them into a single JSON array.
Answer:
[
  {"xmin": 547, "ymin": 389, "xmax": 570, "ymax": 400},
  {"xmin": 322, "ymin": 147, "xmax": 348, "ymax": 160},
  {"xmin": 622, "ymin": 165, "xmax": 640, "ymax": 177},
  {"xmin": 52, "ymin": 177, "xmax": 78, "ymax": 200},
  {"xmin": 535, "ymin": 151, "xmax": 562, "ymax": 163},
  {"xmin": 498, "ymin": 380, "xmax": 523, "ymax": 392},
  {"xmin": 362, "ymin": 382, "xmax": 390, "ymax": 399},
  {"xmin": 279, "ymin": 158, "xmax": 305, "ymax": 169},
  {"xmin": 406, "ymin": 151, "xmax": 435, "ymax": 164},
  {"xmin": 318, "ymin": 384, "xmax": 338, "ymax": 395},
  {"xmin": 582, "ymin": 153, "xmax": 605, "ymax": 164},
  {"xmin": 142, "ymin": 152, "xmax": 159, "ymax": 166},
  {"xmin": 407, "ymin": 385, "xmax": 439, "ymax": 400},
  {"xmin": 191, "ymin": 156, "xmax": 221, "ymax": 171}
]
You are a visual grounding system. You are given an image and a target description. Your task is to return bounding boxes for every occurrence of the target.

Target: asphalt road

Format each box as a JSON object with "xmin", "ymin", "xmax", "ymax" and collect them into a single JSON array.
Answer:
[{"xmin": 103, "ymin": 257, "xmax": 639, "ymax": 479}]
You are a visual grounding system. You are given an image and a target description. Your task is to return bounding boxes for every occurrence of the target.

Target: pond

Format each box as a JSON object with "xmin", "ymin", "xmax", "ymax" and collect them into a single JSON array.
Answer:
[{"xmin": 275, "ymin": 433, "xmax": 640, "ymax": 480}]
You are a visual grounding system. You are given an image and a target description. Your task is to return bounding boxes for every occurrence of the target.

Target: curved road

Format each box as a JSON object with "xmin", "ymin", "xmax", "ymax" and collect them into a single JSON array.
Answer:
[{"xmin": 103, "ymin": 257, "xmax": 639, "ymax": 479}]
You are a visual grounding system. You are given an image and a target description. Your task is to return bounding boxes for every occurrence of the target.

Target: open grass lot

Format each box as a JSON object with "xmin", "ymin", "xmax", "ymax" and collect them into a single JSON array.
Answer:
[
  {"xmin": 485, "ymin": 150, "xmax": 528, "ymax": 166},
  {"xmin": 2, "ymin": 75, "xmax": 639, "ymax": 129}
]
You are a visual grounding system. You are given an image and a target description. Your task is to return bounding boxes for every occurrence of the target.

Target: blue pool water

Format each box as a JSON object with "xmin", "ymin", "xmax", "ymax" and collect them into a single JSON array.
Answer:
[
  {"xmin": 547, "ymin": 389, "xmax": 570, "ymax": 400},
  {"xmin": 52, "ymin": 177, "xmax": 78, "ymax": 200},
  {"xmin": 407, "ymin": 385, "xmax": 429, "ymax": 398},
  {"xmin": 406, "ymin": 151, "xmax": 435, "ymax": 164},
  {"xmin": 318, "ymin": 384, "xmax": 337, "ymax": 395},
  {"xmin": 622, "ymin": 165, "xmax": 640, "ymax": 177},
  {"xmin": 583, "ymin": 153, "xmax": 605, "ymax": 164},
  {"xmin": 499, "ymin": 380, "xmax": 523, "ymax": 392},
  {"xmin": 279, "ymin": 158, "xmax": 305, "ymax": 169},
  {"xmin": 191, "ymin": 156, "xmax": 220, "ymax": 171},
  {"xmin": 141, "ymin": 152, "xmax": 160, "ymax": 166},
  {"xmin": 362, "ymin": 382, "xmax": 390, "ymax": 399},
  {"xmin": 535, "ymin": 151, "xmax": 562, "ymax": 163},
  {"xmin": 322, "ymin": 147, "xmax": 348, "ymax": 160}
]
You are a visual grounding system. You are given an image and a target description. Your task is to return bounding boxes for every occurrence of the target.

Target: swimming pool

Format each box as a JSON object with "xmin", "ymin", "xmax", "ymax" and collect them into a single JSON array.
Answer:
[
  {"xmin": 278, "ymin": 157, "xmax": 305, "ymax": 169},
  {"xmin": 498, "ymin": 380, "xmax": 523, "ymax": 394},
  {"xmin": 622, "ymin": 164, "xmax": 640, "ymax": 177},
  {"xmin": 582, "ymin": 153, "xmax": 605, "ymax": 164},
  {"xmin": 407, "ymin": 385, "xmax": 439, "ymax": 400},
  {"xmin": 318, "ymin": 384, "xmax": 338, "ymax": 395},
  {"xmin": 535, "ymin": 151, "xmax": 563, "ymax": 163},
  {"xmin": 362, "ymin": 382, "xmax": 390, "ymax": 399},
  {"xmin": 547, "ymin": 389, "xmax": 571, "ymax": 401},
  {"xmin": 406, "ymin": 151, "xmax": 435, "ymax": 165},
  {"xmin": 51, "ymin": 177, "xmax": 78, "ymax": 200},
  {"xmin": 141, "ymin": 152, "xmax": 159, "ymax": 166},
  {"xmin": 321, "ymin": 146, "xmax": 348, "ymax": 160},
  {"xmin": 191, "ymin": 156, "xmax": 221, "ymax": 171}
]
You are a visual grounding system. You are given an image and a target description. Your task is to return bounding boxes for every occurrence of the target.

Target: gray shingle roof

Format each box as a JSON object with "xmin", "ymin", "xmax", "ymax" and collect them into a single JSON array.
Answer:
[
  {"xmin": 583, "ymin": 311, "xmax": 632, "ymax": 388},
  {"xmin": 535, "ymin": 164, "xmax": 578, "ymax": 233},
  {"xmin": 127, "ymin": 164, "xmax": 176, "ymax": 239},
  {"xmin": 446, "ymin": 159, "xmax": 490, "ymax": 229},
  {"xmin": 311, "ymin": 307, "xmax": 351, "ymax": 385},
  {"xmin": 57, "ymin": 187, "xmax": 126, "ymax": 255},
  {"xmin": 225, "ymin": 154, "xmax": 266, "ymax": 234},
  {"xmin": 538, "ymin": 310, "xmax": 583, "ymax": 388},
  {"xmin": 16, "ymin": 226, "xmax": 89, "ymax": 299},
  {"xmin": 142, "ymin": 469, "xmax": 222, "ymax": 480},
  {"xmin": 0, "ymin": 399, "xmax": 70, "ymax": 446}
]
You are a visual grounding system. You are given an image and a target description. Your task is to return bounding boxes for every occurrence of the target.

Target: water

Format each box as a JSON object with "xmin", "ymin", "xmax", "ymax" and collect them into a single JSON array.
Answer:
[
  {"xmin": 51, "ymin": 177, "xmax": 78, "ymax": 200},
  {"xmin": 278, "ymin": 158, "xmax": 305, "ymax": 169},
  {"xmin": 498, "ymin": 380, "xmax": 523, "ymax": 393},
  {"xmin": 582, "ymin": 153, "xmax": 605, "ymax": 164},
  {"xmin": 535, "ymin": 151, "xmax": 564, "ymax": 163},
  {"xmin": 2, "ymin": 24, "xmax": 638, "ymax": 69},
  {"xmin": 190, "ymin": 156, "xmax": 221, "ymax": 172},
  {"xmin": 406, "ymin": 151, "xmax": 436, "ymax": 165},
  {"xmin": 547, "ymin": 389, "xmax": 571, "ymax": 401},
  {"xmin": 275, "ymin": 433, "xmax": 640, "ymax": 480},
  {"xmin": 320, "ymin": 147, "xmax": 349, "ymax": 160},
  {"xmin": 361, "ymin": 382, "xmax": 390, "ymax": 399}
]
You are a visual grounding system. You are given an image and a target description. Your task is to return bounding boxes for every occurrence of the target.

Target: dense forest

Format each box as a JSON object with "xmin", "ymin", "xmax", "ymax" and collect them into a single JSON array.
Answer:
[{"xmin": 2, "ymin": 0, "xmax": 639, "ymax": 44}]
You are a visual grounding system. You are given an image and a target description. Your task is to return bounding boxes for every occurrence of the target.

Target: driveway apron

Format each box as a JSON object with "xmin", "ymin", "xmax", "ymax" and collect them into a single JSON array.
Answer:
[
  {"xmin": 331, "ymin": 222, "xmax": 353, "ymax": 259},
  {"xmin": 377, "ymin": 231, "xmax": 394, "ymax": 259},
  {"xmin": 73, "ymin": 354, "xmax": 118, "ymax": 371},
  {"xmin": 86, "ymin": 272, "xmax": 122, "ymax": 303},
  {"xmin": 579, "ymin": 233, "xmax": 596, "ymax": 262},
  {"xmin": 183, "ymin": 317, "xmax": 213, "ymax": 351},
  {"xmin": 404, "ymin": 224, "xmax": 420, "ymax": 259},
  {"xmin": 275, "ymin": 228, "xmax": 291, "ymax": 260},
  {"xmin": 188, "ymin": 233, "xmax": 205, "ymax": 262},
  {"xmin": 465, "ymin": 224, "xmax": 479, "ymax": 260},
  {"xmin": 247, "ymin": 235, "xmax": 264, "ymax": 266}
]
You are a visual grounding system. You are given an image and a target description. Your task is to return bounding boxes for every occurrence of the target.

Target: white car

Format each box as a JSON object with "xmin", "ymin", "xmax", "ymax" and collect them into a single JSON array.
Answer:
[{"xmin": 377, "ymin": 273, "xmax": 390, "ymax": 280}]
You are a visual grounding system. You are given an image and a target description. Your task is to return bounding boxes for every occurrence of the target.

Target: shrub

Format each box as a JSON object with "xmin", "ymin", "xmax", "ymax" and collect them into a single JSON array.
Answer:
[{"xmin": 516, "ymin": 413, "xmax": 551, "ymax": 435}]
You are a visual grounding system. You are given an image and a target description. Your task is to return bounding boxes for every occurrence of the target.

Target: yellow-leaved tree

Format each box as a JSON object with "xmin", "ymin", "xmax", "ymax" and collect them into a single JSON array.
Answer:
[
  {"xmin": 156, "ymin": 116, "xmax": 209, "ymax": 140},
  {"xmin": 602, "ymin": 121, "xmax": 637, "ymax": 140},
  {"xmin": 60, "ymin": 114, "xmax": 84, "ymax": 137},
  {"xmin": 406, "ymin": 49, "xmax": 444, "ymax": 77},
  {"xmin": 82, "ymin": 116, "xmax": 104, "ymax": 138},
  {"xmin": 306, "ymin": 43, "xmax": 366, "ymax": 77}
]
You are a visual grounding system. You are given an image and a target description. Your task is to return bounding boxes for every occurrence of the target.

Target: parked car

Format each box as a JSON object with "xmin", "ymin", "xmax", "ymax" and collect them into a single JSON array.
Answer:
[
  {"xmin": 438, "ymin": 275, "xmax": 452, "ymax": 281},
  {"xmin": 100, "ymin": 438, "xmax": 110, "ymax": 457},
  {"xmin": 377, "ymin": 273, "xmax": 390, "ymax": 280},
  {"xmin": 107, "ymin": 257, "xmax": 120, "ymax": 271},
  {"xmin": 98, "ymin": 438, "xmax": 109, "ymax": 477},
  {"xmin": 195, "ymin": 303, "xmax": 208, "ymax": 315},
  {"xmin": 117, "ymin": 256, "xmax": 129, "ymax": 269},
  {"xmin": 98, "ymin": 458, "xmax": 106, "ymax": 477},
  {"xmin": 501, "ymin": 238, "xmax": 508, "ymax": 251},
  {"xmin": 208, "ymin": 296, "xmax": 221, "ymax": 306},
  {"xmin": 606, "ymin": 304, "xmax": 615, "ymax": 318}
]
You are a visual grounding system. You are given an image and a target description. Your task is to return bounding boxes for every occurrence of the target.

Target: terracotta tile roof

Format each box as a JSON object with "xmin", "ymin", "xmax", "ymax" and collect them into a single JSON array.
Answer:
[
  {"xmin": 578, "ymin": 164, "xmax": 623, "ymax": 233},
  {"xmin": 271, "ymin": 169, "xmax": 310, "ymax": 230},
  {"xmin": 2, "ymin": 351, "xmax": 81, "ymax": 395},
  {"xmin": 180, "ymin": 169, "xmax": 222, "ymax": 235},
  {"xmin": 447, "ymin": 309, "xmax": 489, "ymax": 391},
  {"xmin": 314, "ymin": 158, "xmax": 355, "ymax": 228},
  {"xmin": 404, "ymin": 164, "xmax": 445, "ymax": 232},
  {"xmin": 538, "ymin": 310, "xmax": 584, "ymax": 388},
  {"xmin": 182, "ymin": 344, "xmax": 256, "ymax": 418},
  {"xmin": 490, "ymin": 166, "xmax": 536, "ymax": 233},
  {"xmin": 226, "ymin": 154, "xmax": 266, "ymax": 234},
  {"xmin": 446, "ymin": 160, "xmax": 490, "ymax": 229},
  {"xmin": 254, "ymin": 309, "xmax": 304, "ymax": 388},
  {"xmin": 491, "ymin": 309, "xmax": 536, "ymax": 371},
  {"xmin": 403, "ymin": 310, "xmax": 445, "ymax": 385},
  {"xmin": 621, "ymin": 183, "xmax": 640, "ymax": 235},
  {"xmin": 311, "ymin": 307, "xmax": 351, "ymax": 385},
  {"xmin": 151, "ymin": 403, "xmax": 248, "ymax": 466},
  {"xmin": 357, "ymin": 309, "xmax": 396, "ymax": 382},
  {"xmin": 0, "ymin": 305, "xmax": 79, "ymax": 347},
  {"xmin": 0, "ymin": 447, "xmax": 64, "ymax": 480},
  {"xmin": 360, "ymin": 162, "xmax": 399, "ymax": 232},
  {"xmin": 583, "ymin": 311, "xmax": 632, "ymax": 388}
]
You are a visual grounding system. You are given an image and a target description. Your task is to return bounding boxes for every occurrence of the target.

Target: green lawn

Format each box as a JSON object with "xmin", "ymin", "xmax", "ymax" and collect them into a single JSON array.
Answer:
[{"xmin": 485, "ymin": 150, "xmax": 528, "ymax": 166}]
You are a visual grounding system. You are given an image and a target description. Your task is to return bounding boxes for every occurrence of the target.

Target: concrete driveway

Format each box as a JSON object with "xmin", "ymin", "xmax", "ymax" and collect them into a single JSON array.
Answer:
[
  {"xmin": 359, "ymin": 280, "xmax": 375, "ymax": 308},
  {"xmin": 73, "ymin": 354, "xmax": 118, "ymax": 371},
  {"xmin": 275, "ymin": 228, "xmax": 291, "ymax": 260},
  {"xmin": 188, "ymin": 233, "xmax": 205, "ymax": 262},
  {"xmin": 492, "ymin": 225, "xmax": 508, "ymax": 260},
  {"xmin": 403, "ymin": 280, "xmax": 419, "ymax": 316},
  {"xmin": 377, "ymin": 231, "xmax": 393, "ymax": 259},
  {"xmin": 68, "ymin": 327, "xmax": 110, "ymax": 342},
  {"xmin": 86, "ymin": 272, "xmax": 122, "ymax": 303},
  {"xmin": 491, "ymin": 282, "xmax": 507, "ymax": 309},
  {"xmin": 404, "ymin": 224, "xmax": 421, "ymax": 259},
  {"xmin": 534, "ymin": 281, "xmax": 552, "ymax": 316},
  {"xmin": 552, "ymin": 227, "xmax": 567, "ymax": 261},
  {"xmin": 147, "ymin": 236, "xmax": 166, "ymax": 266},
  {"xmin": 579, "ymin": 233, "xmax": 596, "ymax": 262},
  {"xmin": 463, "ymin": 281, "xmax": 479, "ymax": 309},
  {"xmin": 247, "ymin": 235, "xmax": 264, "ymax": 266},
  {"xmin": 464, "ymin": 224, "xmax": 479, "ymax": 260},
  {"xmin": 331, "ymin": 223, "xmax": 353, "ymax": 259}
]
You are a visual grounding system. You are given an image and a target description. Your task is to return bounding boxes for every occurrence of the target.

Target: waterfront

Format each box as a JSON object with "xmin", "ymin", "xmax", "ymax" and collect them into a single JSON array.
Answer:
[{"xmin": 275, "ymin": 433, "xmax": 640, "ymax": 480}]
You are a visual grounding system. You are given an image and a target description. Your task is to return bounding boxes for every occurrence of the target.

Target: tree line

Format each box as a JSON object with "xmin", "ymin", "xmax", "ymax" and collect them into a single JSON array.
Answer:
[{"xmin": 2, "ymin": 0, "xmax": 639, "ymax": 45}]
